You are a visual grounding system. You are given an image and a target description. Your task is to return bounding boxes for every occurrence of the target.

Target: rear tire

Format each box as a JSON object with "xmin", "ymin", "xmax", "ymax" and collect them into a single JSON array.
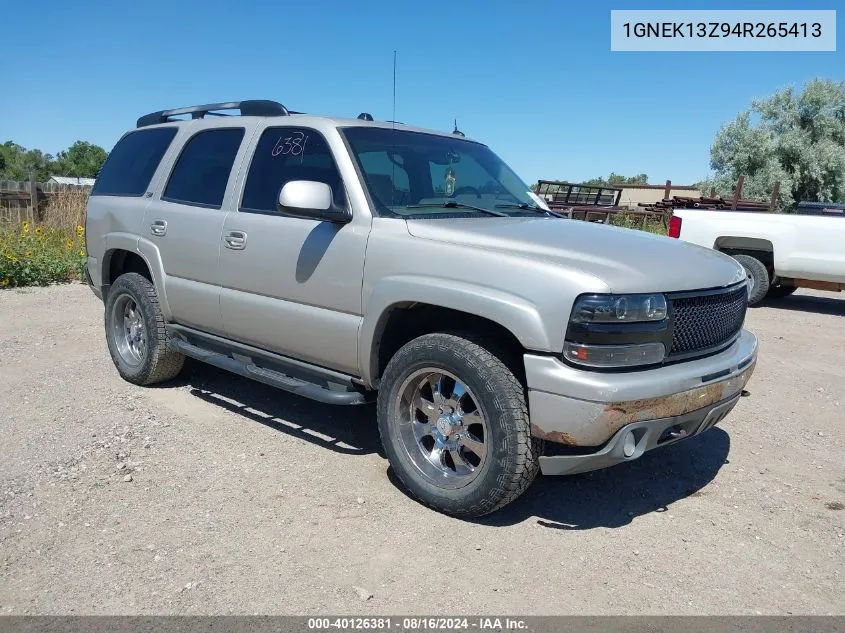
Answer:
[
  {"xmin": 104, "ymin": 273, "xmax": 184, "ymax": 385},
  {"xmin": 766, "ymin": 284, "xmax": 798, "ymax": 299},
  {"xmin": 733, "ymin": 254, "xmax": 770, "ymax": 306},
  {"xmin": 377, "ymin": 332, "xmax": 541, "ymax": 518}
]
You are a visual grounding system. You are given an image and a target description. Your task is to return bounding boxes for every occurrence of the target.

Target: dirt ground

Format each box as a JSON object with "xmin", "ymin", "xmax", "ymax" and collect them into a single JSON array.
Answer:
[{"xmin": 0, "ymin": 284, "xmax": 842, "ymax": 615}]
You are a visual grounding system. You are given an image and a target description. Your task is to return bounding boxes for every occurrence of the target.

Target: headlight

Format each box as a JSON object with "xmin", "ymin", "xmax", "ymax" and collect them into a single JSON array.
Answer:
[
  {"xmin": 563, "ymin": 341, "xmax": 666, "ymax": 368},
  {"xmin": 571, "ymin": 294, "xmax": 667, "ymax": 323},
  {"xmin": 564, "ymin": 293, "xmax": 670, "ymax": 369}
]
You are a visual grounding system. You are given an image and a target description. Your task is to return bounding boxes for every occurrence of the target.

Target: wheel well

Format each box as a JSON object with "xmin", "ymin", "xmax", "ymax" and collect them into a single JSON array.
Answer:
[
  {"xmin": 106, "ymin": 249, "xmax": 152, "ymax": 286},
  {"xmin": 374, "ymin": 304, "xmax": 526, "ymax": 386},
  {"xmin": 713, "ymin": 237, "xmax": 774, "ymax": 272}
]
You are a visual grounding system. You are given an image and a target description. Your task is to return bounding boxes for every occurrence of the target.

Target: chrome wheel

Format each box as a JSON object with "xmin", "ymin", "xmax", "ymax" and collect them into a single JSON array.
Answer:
[
  {"xmin": 745, "ymin": 267, "xmax": 755, "ymax": 294},
  {"xmin": 395, "ymin": 369, "xmax": 488, "ymax": 489},
  {"xmin": 110, "ymin": 293, "xmax": 147, "ymax": 367}
]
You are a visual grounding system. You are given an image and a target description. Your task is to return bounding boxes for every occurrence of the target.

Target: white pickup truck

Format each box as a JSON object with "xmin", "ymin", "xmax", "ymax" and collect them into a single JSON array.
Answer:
[{"xmin": 669, "ymin": 209, "xmax": 845, "ymax": 305}]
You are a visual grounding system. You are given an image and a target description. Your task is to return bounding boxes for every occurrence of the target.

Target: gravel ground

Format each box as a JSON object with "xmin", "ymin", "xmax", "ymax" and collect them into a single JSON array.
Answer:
[{"xmin": 0, "ymin": 283, "xmax": 842, "ymax": 615}]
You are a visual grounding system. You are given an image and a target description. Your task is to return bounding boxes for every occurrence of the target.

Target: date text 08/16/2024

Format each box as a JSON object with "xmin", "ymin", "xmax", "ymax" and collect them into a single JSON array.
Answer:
[{"xmin": 307, "ymin": 617, "xmax": 529, "ymax": 631}]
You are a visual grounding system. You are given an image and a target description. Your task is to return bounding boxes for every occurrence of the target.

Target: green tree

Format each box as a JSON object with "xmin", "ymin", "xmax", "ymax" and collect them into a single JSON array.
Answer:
[
  {"xmin": 53, "ymin": 141, "xmax": 108, "ymax": 178},
  {"xmin": 703, "ymin": 79, "xmax": 845, "ymax": 209},
  {"xmin": 0, "ymin": 142, "xmax": 53, "ymax": 181}
]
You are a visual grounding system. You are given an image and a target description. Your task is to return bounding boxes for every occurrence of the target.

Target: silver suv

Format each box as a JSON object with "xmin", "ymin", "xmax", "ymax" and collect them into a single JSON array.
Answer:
[{"xmin": 85, "ymin": 100, "xmax": 758, "ymax": 517}]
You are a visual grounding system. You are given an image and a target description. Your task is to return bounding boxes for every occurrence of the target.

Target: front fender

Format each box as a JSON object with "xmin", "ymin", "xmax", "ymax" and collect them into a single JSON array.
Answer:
[{"xmin": 358, "ymin": 274, "xmax": 551, "ymax": 386}]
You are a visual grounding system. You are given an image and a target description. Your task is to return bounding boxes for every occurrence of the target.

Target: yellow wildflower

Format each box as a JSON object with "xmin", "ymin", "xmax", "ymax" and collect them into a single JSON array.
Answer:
[
  {"xmin": 76, "ymin": 225, "xmax": 85, "ymax": 235},
  {"xmin": 25, "ymin": 251, "xmax": 33, "ymax": 258},
  {"xmin": 34, "ymin": 227, "xmax": 43, "ymax": 236},
  {"xmin": 0, "ymin": 279, "xmax": 9, "ymax": 287},
  {"xmin": 22, "ymin": 221, "xmax": 29, "ymax": 233},
  {"xmin": 78, "ymin": 250, "xmax": 86, "ymax": 257},
  {"xmin": 66, "ymin": 239, "xmax": 74, "ymax": 250}
]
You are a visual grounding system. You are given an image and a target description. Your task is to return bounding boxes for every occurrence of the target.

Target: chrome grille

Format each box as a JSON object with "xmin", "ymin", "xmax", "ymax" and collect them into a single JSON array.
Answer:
[{"xmin": 669, "ymin": 284, "xmax": 748, "ymax": 357}]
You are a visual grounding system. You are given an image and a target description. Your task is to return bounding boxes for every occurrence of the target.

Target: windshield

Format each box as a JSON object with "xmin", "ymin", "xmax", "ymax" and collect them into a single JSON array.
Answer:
[{"xmin": 341, "ymin": 127, "xmax": 542, "ymax": 218}]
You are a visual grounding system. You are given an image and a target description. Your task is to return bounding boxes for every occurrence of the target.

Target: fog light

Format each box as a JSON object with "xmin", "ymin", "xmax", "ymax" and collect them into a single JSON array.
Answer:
[{"xmin": 622, "ymin": 431, "xmax": 636, "ymax": 457}]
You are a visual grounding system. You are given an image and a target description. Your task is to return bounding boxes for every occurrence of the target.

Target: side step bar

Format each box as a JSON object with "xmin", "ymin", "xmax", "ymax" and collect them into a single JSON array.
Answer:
[{"xmin": 167, "ymin": 326, "xmax": 370, "ymax": 406}]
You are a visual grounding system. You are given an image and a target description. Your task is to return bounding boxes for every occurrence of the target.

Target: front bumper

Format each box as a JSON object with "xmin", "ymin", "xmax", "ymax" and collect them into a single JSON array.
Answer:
[
  {"xmin": 524, "ymin": 329, "xmax": 757, "ymax": 473},
  {"xmin": 538, "ymin": 393, "xmax": 740, "ymax": 476}
]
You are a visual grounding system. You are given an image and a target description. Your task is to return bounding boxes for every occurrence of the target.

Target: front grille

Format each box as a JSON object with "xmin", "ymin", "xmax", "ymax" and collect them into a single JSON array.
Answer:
[{"xmin": 669, "ymin": 284, "xmax": 747, "ymax": 358}]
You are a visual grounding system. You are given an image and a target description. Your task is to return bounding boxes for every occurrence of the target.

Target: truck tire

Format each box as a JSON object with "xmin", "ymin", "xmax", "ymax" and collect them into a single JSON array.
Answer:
[
  {"xmin": 104, "ymin": 273, "xmax": 185, "ymax": 386},
  {"xmin": 733, "ymin": 254, "xmax": 770, "ymax": 306},
  {"xmin": 767, "ymin": 284, "xmax": 798, "ymax": 299},
  {"xmin": 377, "ymin": 332, "xmax": 541, "ymax": 518}
]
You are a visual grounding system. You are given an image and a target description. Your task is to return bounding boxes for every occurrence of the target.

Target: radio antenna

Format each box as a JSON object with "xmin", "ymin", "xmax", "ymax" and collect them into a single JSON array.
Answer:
[
  {"xmin": 392, "ymin": 50, "xmax": 397, "ymax": 128},
  {"xmin": 390, "ymin": 50, "xmax": 397, "ymax": 207}
]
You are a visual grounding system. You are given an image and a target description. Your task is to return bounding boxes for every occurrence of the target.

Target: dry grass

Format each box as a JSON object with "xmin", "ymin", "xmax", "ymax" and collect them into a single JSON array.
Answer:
[
  {"xmin": 42, "ymin": 189, "xmax": 89, "ymax": 229},
  {"xmin": 1, "ymin": 189, "xmax": 89, "ymax": 229}
]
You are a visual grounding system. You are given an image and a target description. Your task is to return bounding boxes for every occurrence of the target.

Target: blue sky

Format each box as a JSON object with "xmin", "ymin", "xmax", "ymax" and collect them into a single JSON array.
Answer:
[{"xmin": 1, "ymin": 0, "xmax": 842, "ymax": 185}]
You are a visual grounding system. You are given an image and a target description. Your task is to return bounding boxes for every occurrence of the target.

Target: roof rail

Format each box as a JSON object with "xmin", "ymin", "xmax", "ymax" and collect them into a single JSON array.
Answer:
[
  {"xmin": 137, "ymin": 100, "xmax": 289, "ymax": 128},
  {"xmin": 357, "ymin": 112, "xmax": 374, "ymax": 121}
]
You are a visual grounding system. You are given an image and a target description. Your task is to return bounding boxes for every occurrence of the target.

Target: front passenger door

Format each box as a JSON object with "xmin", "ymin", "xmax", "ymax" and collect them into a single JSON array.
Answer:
[{"xmin": 218, "ymin": 126, "xmax": 370, "ymax": 375}]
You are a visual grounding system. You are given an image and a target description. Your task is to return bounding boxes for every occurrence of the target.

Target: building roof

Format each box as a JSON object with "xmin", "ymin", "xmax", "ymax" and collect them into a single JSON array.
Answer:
[
  {"xmin": 614, "ymin": 183, "xmax": 699, "ymax": 190},
  {"xmin": 48, "ymin": 176, "xmax": 96, "ymax": 186}
]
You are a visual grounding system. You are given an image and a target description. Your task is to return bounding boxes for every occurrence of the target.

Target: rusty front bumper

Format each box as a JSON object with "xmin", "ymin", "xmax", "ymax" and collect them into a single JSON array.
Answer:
[
  {"xmin": 524, "ymin": 329, "xmax": 758, "ymax": 465},
  {"xmin": 537, "ymin": 393, "xmax": 742, "ymax": 476}
]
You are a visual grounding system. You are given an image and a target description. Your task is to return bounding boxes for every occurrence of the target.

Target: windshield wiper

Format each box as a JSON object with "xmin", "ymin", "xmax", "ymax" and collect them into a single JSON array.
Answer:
[
  {"xmin": 494, "ymin": 202, "xmax": 566, "ymax": 218},
  {"xmin": 405, "ymin": 201, "xmax": 508, "ymax": 217}
]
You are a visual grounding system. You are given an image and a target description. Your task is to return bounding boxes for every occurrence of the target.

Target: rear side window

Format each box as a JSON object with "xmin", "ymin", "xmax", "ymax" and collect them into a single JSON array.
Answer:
[
  {"xmin": 241, "ymin": 127, "xmax": 344, "ymax": 213},
  {"xmin": 91, "ymin": 127, "xmax": 177, "ymax": 197},
  {"xmin": 163, "ymin": 128, "xmax": 245, "ymax": 209}
]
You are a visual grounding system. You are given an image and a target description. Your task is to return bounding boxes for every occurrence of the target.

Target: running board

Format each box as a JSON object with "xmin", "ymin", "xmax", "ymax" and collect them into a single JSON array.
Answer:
[{"xmin": 167, "ymin": 331, "xmax": 370, "ymax": 406}]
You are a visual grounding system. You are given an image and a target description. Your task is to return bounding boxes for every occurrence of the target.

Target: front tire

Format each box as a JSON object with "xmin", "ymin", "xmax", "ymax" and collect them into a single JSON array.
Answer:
[
  {"xmin": 377, "ymin": 332, "xmax": 541, "ymax": 518},
  {"xmin": 733, "ymin": 254, "xmax": 770, "ymax": 306},
  {"xmin": 104, "ymin": 273, "xmax": 184, "ymax": 385}
]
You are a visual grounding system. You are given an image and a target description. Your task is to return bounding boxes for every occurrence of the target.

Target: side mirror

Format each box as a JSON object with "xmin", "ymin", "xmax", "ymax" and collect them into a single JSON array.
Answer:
[{"xmin": 277, "ymin": 180, "xmax": 351, "ymax": 224}]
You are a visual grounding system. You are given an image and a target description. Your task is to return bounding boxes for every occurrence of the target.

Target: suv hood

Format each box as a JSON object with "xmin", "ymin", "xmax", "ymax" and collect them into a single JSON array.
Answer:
[{"xmin": 405, "ymin": 217, "xmax": 745, "ymax": 293}]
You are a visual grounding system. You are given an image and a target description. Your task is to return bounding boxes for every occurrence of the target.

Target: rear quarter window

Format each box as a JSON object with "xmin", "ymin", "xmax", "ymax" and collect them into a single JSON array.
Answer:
[{"xmin": 91, "ymin": 127, "xmax": 177, "ymax": 197}]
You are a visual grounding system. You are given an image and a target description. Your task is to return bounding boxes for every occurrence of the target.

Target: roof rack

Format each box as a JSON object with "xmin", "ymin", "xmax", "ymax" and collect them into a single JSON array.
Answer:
[{"xmin": 137, "ymin": 100, "xmax": 289, "ymax": 128}]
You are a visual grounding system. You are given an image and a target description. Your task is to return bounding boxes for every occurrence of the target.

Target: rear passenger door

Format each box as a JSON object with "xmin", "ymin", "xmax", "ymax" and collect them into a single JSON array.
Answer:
[
  {"xmin": 142, "ymin": 123, "xmax": 251, "ymax": 334},
  {"xmin": 217, "ymin": 125, "xmax": 369, "ymax": 375}
]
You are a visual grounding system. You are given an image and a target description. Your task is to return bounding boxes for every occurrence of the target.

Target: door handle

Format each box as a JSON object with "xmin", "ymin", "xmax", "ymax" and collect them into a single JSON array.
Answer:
[
  {"xmin": 150, "ymin": 220, "xmax": 167, "ymax": 237},
  {"xmin": 224, "ymin": 230, "xmax": 247, "ymax": 250}
]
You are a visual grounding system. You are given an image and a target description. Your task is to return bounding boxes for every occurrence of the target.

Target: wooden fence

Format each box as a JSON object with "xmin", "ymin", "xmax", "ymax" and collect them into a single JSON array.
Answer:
[{"xmin": 0, "ymin": 180, "xmax": 91, "ymax": 223}]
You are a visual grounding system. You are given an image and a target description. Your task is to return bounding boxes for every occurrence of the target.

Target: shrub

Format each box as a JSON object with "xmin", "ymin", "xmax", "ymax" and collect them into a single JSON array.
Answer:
[
  {"xmin": 609, "ymin": 212, "xmax": 668, "ymax": 235},
  {"xmin": 0, "ymin": 221, "xmax": 86, "ymax": 288}
]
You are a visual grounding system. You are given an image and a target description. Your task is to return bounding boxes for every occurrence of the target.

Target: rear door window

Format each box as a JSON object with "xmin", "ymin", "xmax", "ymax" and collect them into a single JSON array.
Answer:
[
  {"xmin": 240, "ymin": 127, "xmax": 344, "ymax": 213},
  {"xmin": 163, "ymin": 128, "xmax": 245, "ymax": 209},
  {"xmin": 91, "ymin": 127, "xmax": 177, "ymax": 197}
]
